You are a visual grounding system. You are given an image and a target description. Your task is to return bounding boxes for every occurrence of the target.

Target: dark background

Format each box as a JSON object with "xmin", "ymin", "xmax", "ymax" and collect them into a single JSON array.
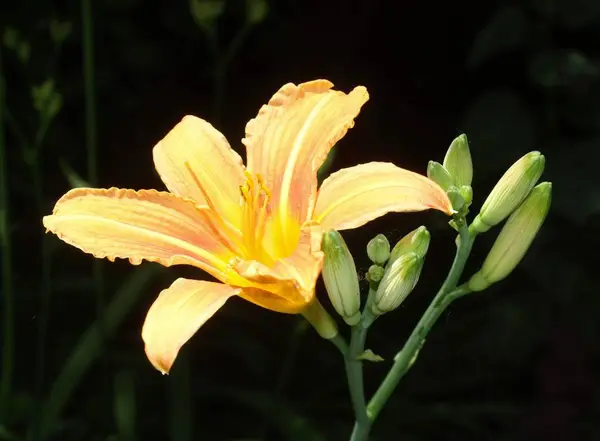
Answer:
[{"xmin": 1, "ymin": 0, "xmax": 599, "ymax": 440}]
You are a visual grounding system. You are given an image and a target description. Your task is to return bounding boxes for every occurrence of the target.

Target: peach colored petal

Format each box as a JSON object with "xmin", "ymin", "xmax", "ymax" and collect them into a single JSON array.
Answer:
[
  {"xmin": 242, "ymin": 80, "xmax": 369, "ymax": 247},
  {"xmin": 153, "ymin": 115, "xmax": 245, "ymax": 227},
  {"xmin": 142, "ymin": 278, "xmax": 240, "ymax": 374},
  {"xmin": 233, "ymin": 224, "xmax": 324, "ymax": 313},
  {"xmin": 42, "ymin": 187, "xmax": 243, "ymax": 283},
  {"xmin": 314, "ymin": 162, "xmax": 454, "ymax": 230}
]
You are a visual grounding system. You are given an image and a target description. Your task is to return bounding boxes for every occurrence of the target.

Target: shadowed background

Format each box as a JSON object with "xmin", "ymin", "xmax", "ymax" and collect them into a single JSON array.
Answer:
[{"xmin": 1, "ymin": 0, "xmax": 599, "ymax": 440}]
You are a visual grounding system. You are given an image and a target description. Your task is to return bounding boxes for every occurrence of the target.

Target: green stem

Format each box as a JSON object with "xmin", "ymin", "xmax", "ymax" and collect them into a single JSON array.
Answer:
[
  {"xmin": 0, "ymin": 46, "xmax": 15, "ymax": 421},
  {"xmin": 82, "ymin": 0, "xmax": 104, "ymax": 333},
  {"xmin": 366, "ymin": 222, "xmax": 476, "ymax": 423},
  {"xmin": 345, "ymin": 308, "xmax": 376, "ymax": 441}
]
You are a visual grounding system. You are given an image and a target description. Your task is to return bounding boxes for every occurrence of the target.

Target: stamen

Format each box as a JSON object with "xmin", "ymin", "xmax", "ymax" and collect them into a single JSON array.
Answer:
[{"xmin": 184, "ymin": 161, "xmax": 244, "ymax": 253}]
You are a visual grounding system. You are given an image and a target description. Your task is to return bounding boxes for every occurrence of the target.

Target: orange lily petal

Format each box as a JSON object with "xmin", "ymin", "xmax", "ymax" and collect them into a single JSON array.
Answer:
[
  {"xmin": 314, "ymin": 162, "xmax": 454, "ymax": 230},
  {"xmin": 242, "ymin": 80, "xmax": 369, "ymax": 244},
  {"xmin": 234, "ymin": 224, "xmax": 324, "ymax": 313},
  {"xmin": 142, "ymin": 278, "xmax": 240, "ymax": 374},
  {"xmin": 153, "ymin": 115, "xmax": 245, "ymax": 226},
  {"xmin": 42, "ymin": 187, "xmax": 242, "ymax": 282}
]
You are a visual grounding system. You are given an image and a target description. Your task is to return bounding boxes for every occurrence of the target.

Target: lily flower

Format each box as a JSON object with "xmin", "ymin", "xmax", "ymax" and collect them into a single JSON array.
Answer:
[{"xmin": 43, "ymin": 80, "xmax": 453, "ymax": 374}]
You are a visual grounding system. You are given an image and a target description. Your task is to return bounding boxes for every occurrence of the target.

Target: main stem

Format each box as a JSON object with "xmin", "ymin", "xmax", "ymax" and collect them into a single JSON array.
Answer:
[
  {"xmin": 366, "ymin": 223, "xmax": 475, "ymax": 423},
  {"xmin": 346, "ymin": 310, "xmax": 375, "ymax": 441}
]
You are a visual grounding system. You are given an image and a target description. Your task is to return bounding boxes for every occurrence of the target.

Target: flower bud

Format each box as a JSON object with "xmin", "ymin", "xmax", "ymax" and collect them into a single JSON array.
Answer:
[
  {"xmin": 459, "ymin": 185, "xmax": 473, "ymax": 207},
  {"xmin": 446, "ymin": 186, "xmax": 465, "ymax": 212},
  {"xmin": 427, "ymin": 161, "xmax": 454, "ymax": 191},
  {"xmin": 443, "ymin": 134, "xmax": 473, "ymax": 187},
  {"xmin": 321, "ymin": 230, "xmax": 361, "ymax": 325},
  {"xmin": 389, "ymin": 226, "xmax": 430, "ymax": 264},
  {"xmin": 366, "ymin": 264, "xmax": 385, "ymax": 283},
  {"xmin": 367, "ymin": 234, "xmax": 390, "ymax": 265},
  {"xmin": 372, "ymin": 252, "xmax": 423, "ymax": 315},
  {"xmin": 472, "ymin": 151, "xmax": 545, "ymax": 233},
  {"xmin": 468, "ymin": 182, "xmax": 552, "ymax": 292}
]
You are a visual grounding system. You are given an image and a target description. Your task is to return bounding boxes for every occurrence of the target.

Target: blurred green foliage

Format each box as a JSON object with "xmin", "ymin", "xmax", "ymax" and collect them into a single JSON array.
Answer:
[{"xmin": 0, "ymin": 0, "xmax": 598, "ymax": 440}]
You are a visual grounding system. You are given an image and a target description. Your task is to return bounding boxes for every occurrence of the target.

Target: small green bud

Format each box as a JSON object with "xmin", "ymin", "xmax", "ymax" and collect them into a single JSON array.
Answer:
[
  {"xmin": 443, "ymin": 134, "xmax": 473, "ymax": 187},
  {"xmin": 389, "ymin": 226, "xmax": 430, "ymax": 263},
  {"xmin": 367, "ymin": 234, "xmax": 390, "ymax": 265},
  {"xmin": 321, "ymin": 230, "xmax": 361, "ymax": 325},
  {"xmin": 427, "ymin": 161, "xmax": 454, "ymax": 191},
  {"xmin": 372, "ymin": 252, "xmax": 423, "ymax": 315},
  {"xmin": 459, "ymin": 185, "xmax": 473, "ymax": 207},
  {"xmin": 446, "ymin": 186, "xmax": 465, "ymax": 212},
  {"xmin": 468, "ymin": 182, "xmax": 552, "ymax": 292},
  {"xmin": 472, "ymin": 151, "xmax": 545, "ymax": 233},
  {"xmin": 366, "ymin": 264, "xmax": 385, "ymax": 283}
]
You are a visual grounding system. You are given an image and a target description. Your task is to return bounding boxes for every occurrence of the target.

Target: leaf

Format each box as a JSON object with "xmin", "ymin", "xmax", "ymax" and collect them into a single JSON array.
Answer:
[
  {"xmin": 114, "ymin": 370, "xmax": 137, "ymax": 441},
  {"xmin": 227, "ymin": 391, "xmax": 327, "ymax": 441},
  {"xmin": 357, "ymin": 349, "xmax": 384, "ymax": 362},
  {"xmin": 58, "ymin": 159, "xmax": 90, "ymax": 188},
  {"xmin": 467, "ymin": 6, "xmax": 530, "ymax": 68},
  {"xmin": 33, "ymin": 264, "xmax": 164, "ymax": 440}
]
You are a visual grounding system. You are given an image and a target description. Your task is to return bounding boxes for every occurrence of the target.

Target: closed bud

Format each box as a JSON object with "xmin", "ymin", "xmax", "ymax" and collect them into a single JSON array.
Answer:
[
  {"xmin": 468, "ymin": 182, "xmax": 552, "ymax": 292},
  {"xmin": 372, "ymin": 253, "xmax": 422, "ymax": 315},
  {"xmin": 366, "ymin": 264, "xmax": 385, "ymax": 283},
  {"xmin": 443, "ymin": 134, "xmax": 473, "ymax": 187},
  {"xmin": 427, "ymin": 161, "xmax": 454, "ymax": 191},
  {"xmin": 446, "ymin": 186, "xmax": 465, "ymax": 212},
  {"xmin": 472, "ymin": 151, "xmax": 545, "ymax": 233},
  {"xmin": 459, "ymin": 185, "xmax": 473, "ymax": 207},
  {"xmin": 367, "ymin": 234, "xmax": 390, "ymax": 265},
  {"xmin": 321, "ymin": 230, "xmax": 361, "ymax": 325},
  {"xmin": 389, "ymin": 226, "xmax": 430, "ymax": 264}
]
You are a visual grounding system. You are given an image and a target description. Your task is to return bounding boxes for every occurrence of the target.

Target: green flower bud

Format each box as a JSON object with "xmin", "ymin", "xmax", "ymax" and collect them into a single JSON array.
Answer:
[
  {"xmin": 367, "ymin": 234, "xmax": 390, "ymax": 265},
  {"xmin": 389, "ymin": 226, "xmax": 430, "ymax": 263},
  {"xmin": 459, "ymin": 185, "xmax": 473, "ymax": 207},
  {"xmin": 443, "ymin": 134, "xmax": 473, "ymax": 187},
  {"xmin": 468, "ymin": 182, "xmax": 552, "ymax": 292},
  {"xmin": 321, "ymin": 230, "xmax": 361, "ymax": 325},
  {"xmin": 472, "ymin": 151, "xmax": 545, "ymax": 233},
  {"xmin": 427, "ymin": 161, "xmax": 454, "ymax": 191},
  {"xmin": 372, "ymin": 252, "xmax": 423, "ymax": 315},
  {"xmin": 446, "ymin": 186, "xmax": 465, "ymax": 212},
  {"xmin": 366, "ymin": 264, "xmax": 385, "ymax": 283}
]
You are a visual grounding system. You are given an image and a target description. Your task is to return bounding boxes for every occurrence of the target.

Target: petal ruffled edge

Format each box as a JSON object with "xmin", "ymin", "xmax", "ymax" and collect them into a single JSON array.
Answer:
[
  {"xmin": 313, "ymin": 162, "xmax": 454, "ymax": 231},
  {"xmin": 42, "ymin": 187, "xmax": 242, "ymax": 283},
  {"xmin": 242, "ymin": 80, "xmax": 369, "ymax": 236}
]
